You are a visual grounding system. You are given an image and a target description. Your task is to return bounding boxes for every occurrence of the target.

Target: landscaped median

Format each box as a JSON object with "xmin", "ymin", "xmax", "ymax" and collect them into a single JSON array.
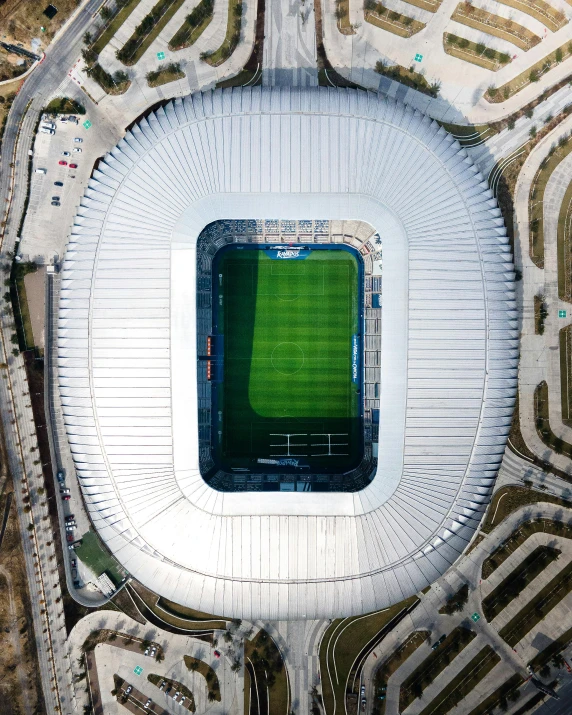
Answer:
[
  {"xmin": 560, "ymin": 326, "xmax": 572, "ymax": 424},
  {"xmin": 334, "ymin": 0, "xmax": 355, "ymax": 35},
  {"xmin": 146, "ymin": 61, "xmax": 185, "ymax": 87},
  {"xmin": 399, "ymin": 626, "xmax": 476, "ymax": 711},
  {"xmin": 184, "ymin": 655, "xmax": 221, "ymax": 701},
  {"xmin": 201, "ymin": 0, "xmax": 243, "ymax": 66},
  {"xmin": 373, "ymin": 631, "xmax": 429, "ymax": 714},
  {"xmin": 466, "ymin": 674, "xmax": 524, "ymax": 715},
  {"xmin": 499, "ymin": 559, "xmax": 572, "ymax": 647},
  {"xmin": 418, "ymin": 646, "xmax": 501, "ymax": 715},
  {"xmin": 535, "ymin": 380, "xmax": 572, "ymax": 459},
  {"xmin": 451, "ymin": 2, "xmax": 541, "ymax": 52},
  {"xmin": 116, "ymin": 0, "xmax": 189, "ymax": 65},
  {"xmin": 375, "ymin": 60, "xmax": 440, "ymax": 97},
  {"xmin": 496, "ymin": 0, "xmax": 567, "ymax": 34},
  {"xmin": 486, "ymin": 41, "xmax": 572, "ymax": 103},
  {"xmin": 483, "ymin": 545, "xmax": 561, "ymax": 621},
  {"xmin": 244, "ymin": 629, "xmax": 289, "ymax": 714},
  {"xmin": 401, "ymin": 0, "xmax": 441, "ymax": 11},
  {"xmin": 365, "ymin": 1, "xmax": 425, "ymax": 38},
  {"xmin": 483, "ymin": 514, "xmax": 572, "ymax": 580},
  {"xmin": 481, "ymin": 487, "xmax": 572, "ymax": 538},
  {"xmin": 169, "ymin": 0, "xmax": 214, "ymax": 50},
  {"xmin": 320, "ymin": 598, "xmax": 418, "ymax": 714},
  {"xmin": 91, "ymin": 0, "xmax": 145, "ymax": 56},
  {"xmin": 443, "ymin": 32, "xmax": 510, "ymax": 71},
  {"xmin": 529, "ymin": 128, "xmax": 572, "ymax": 268}
]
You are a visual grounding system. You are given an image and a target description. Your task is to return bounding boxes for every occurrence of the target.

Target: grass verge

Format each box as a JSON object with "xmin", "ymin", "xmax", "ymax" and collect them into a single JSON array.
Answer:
[
  {"xmin": 146, "ymin": 61, "xmax": 185, "ymax": 87},
  {"xmin": 561, "ymin": 326, "xmax": 572, "ymax": 425},
  {"xmin": 44, "ymin": 97, "xmax": 85, "ymax": 115},
  {"xmin": 169, "ymin": 0, "xmax": 213, "ymax": 49},
  {"xmin": 483, "ymin": 515, "xmax": 572, "ymax": 579},
  {"xmin": 320, "ymin": 598, "xmax": 418, "ymax": 714},
  {"xmin": 534, "ymin": 295, "xmax": 548, "ymax": 333},
  {"xmin": 85, "ymin": 64, "xmax": 130, "ymax": 95},
  {"xmin": 529, "ymin": 130, "xmax": 572, "ymax": 268},
  {"xmin": 495, "ymin": 0, "xmax": 567, "ymax": 33},
  {"xmin": 535, "ymin": 380, "xmax": 572, "ymax": 459},
  {"xmin": 148, "ymin": 673, "xmax": 195, "ymax": 710},
  {"xmin": 451, "ymin": 3, "xmax": 540, "ymax": 51},
  {"xmin": 157, "ymin": 597, "xmax": 226, "ymax": 625},
  {"xmin": 365, "ymin": 3, "xmax": 425, "ymax": 38},
  {"xmin": 483, "ymin": 545, "xmax": 561, "ymax": 621},
  {"xmin": 244, "ymin": 629, "xmax": 289, "ymax": 714},
  {"xmin": 201, "ymin": 0, "xmax": 242, "ymax": 66},
  {"xmin": 400, "ymin": 626, "xmax": 476, "ymax": 711},
  {"xmin": 499, "ymin": 559, "xmax": 572, "ymax": 646},
  {"xmin": 117, "ymin": 0, "xmax": 188, "ymax": 65},
  {"xmin": 335, "ymin": 0, "xmax": 355, "ymax": 34},
  {"xmin": 375, "ymin": 60, "xmax": 440, "ymax": 97},
  {"xmin": 419, "ymin": 646, "xmax": 501, "ymax": 715},
  {"xmin": 481, "ymin": 486, "xmax": 571, "ymax": 537},
  {"xmin": 486, "ymin": 41, "xmax": 572, "ymax": 102},
  {"xmin": 92, "ymin": 0, "xmax": 144, "ymax": 55},
  {"xmin": 373, "ymin": 632, "xmax": 429, "ymax": 715},
  {"xmin": 184, "ymin": 656, "xmax": 221, "ymax": 701},
  {"xmin": 558, "ymin": 180, "xmax": 572, "ymax": 302},
  {"xmin": 74, "ymin": 530, "xmax": 125, "ymax": 586},
  {"xmin": 467, "ymin": 674, "xmax": 524, "ymax": 715},
  {"xmin": 10, "ymin": 261, "xmax": 37, "ymax": 351},
  {"xmin": 443, "ymin": 32, "xmax": 510, "ymax": 71}
]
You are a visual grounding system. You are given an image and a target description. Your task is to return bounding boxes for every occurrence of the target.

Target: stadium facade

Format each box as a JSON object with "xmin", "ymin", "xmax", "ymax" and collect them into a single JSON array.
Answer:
[{"xmin": 57, "ymin": 87, "xmax": 518, "ymax": 620}]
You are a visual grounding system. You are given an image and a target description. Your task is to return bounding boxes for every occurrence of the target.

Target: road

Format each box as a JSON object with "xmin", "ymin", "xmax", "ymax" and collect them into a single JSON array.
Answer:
[{"xmin": 0, "ymin": 2, "xmax": 107, "ymax": 712}]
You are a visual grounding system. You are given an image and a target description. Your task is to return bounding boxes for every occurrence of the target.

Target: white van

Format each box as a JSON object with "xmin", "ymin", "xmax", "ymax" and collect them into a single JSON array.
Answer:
[
  {"xmin": 40, "ymin": 126, "xmax": 55, "ymax": 135},
  {"xmin": 41, "ymin": 122, "xmax": 56, "ymax": 130},
  {"xmin": 35, "ymin": 168, "xmax": 47, "ymax": 174}
]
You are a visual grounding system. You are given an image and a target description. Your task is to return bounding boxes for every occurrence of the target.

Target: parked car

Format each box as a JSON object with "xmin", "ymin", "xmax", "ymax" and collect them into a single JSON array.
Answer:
[
  {"xmin": 159, "ymin": 680, "xmax": 166, "ymax": 690},
  {"xmin": 62, "ymin": 494, "xmax": 71, "ymax": 501},
  {"xmin": 214, "ymin": 650, "xmax": 221, "ymax": 658},
  {"xmin": 52, "ymin": 196, "xmax": 60, "ymax": 201},
  {"xmin": 65, "ymin": 514, "xmax": 75, "ymax": 522},
  {"xmin": 173, "ymin": 692, "xmax": 180, "ymax": 702},
  {"xmin": 180, "ymin": 696, "xmax": 186, "ymax": 706},
  {"xmin": 54, "ymin": 181, "xmax": 63, "ymax": 186},
  {"xmin": 144, "ymin": 647, "xmax": 150, "ymax": 656},
  {"xmin": 66, "ymin": 533, "xmax": 74, "ymax": 542},
  {"xmin": 150, "ymin": 646, "xmax": 157, "ymax": 657},
  {"xmin": 144, "ymin": 699, "xmax": 152, "ymax": 709},
  {"xmin": 61, "ymin": 151, "xmax": 70, "ymax": 157},
  {"xmin": 51, "ymin": 201, "xmax": 60, "ymax": 207},
  {"xmin": 74, "ymin": 137, "xmax": 83, "ymax": 143},
  {"xmin": 60, "ymin": 487, "xmax": 70, "ymax": 494},
  {"xmin": 431, "ymin": 635, "xmax": 446, "ymax": 651},
  {"xmin": 39, "ymin": 127, "xmax": 54, "ymax": 135},
  {"xmin": 35, "ymin": 168, "xmax": 47, "ymax": 174},
  {"xmin": 73, "ymin": 147, "xmax": 82, "ymax": 153},
  {"xmin": 69, "ymin": 163, "xmax": 78, "ymax": 169},
  {"xmin": 65, "ymin": 525, "xmax": 74, "ymax": 532},
  {"xmin": 71, "ymin": 568, "xmax": 78, "ymax": 579},
  {"xmin": 73, "ymin": 579, "xmax": 80, "ymax": 588},
  {"xmin": 70, "ymin": 558, "xmax": 77, "ymax": 567},
  {"xmin": 125, "ymin": 685, "xmax": 133, "ymax": 695},
  {"xmin": 56, "ymin": 471, "xmax": 65, "ymax": 483},
  {"xmin": 58, "ymin": 160, "xmax": 67, "ymax": 166}
]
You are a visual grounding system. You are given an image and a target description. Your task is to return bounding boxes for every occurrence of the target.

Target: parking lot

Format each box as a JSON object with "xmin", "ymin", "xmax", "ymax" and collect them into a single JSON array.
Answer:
[{"xmin": 21, "ymin": 112, "xmax": 105, "ymax": 262}]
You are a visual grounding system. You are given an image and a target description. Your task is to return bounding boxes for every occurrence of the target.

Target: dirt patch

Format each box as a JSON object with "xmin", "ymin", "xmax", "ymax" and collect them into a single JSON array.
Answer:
[
  {"xmin": 23, "ymin": 267, "xmax": 45, "ymax": 350},
  {"xmin": 0, "ymin": 0, "xmax": 81, "ymax": 47},
  {"xmin": 0, "ymin": 463, "xmax": 45, "ymax": 713}
]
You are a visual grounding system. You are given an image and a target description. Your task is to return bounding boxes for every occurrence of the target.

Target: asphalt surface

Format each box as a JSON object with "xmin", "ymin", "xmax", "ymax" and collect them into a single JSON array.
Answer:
[{"xmin": 0, "ymin": 2, "xmax": 106, "ymax": 712}]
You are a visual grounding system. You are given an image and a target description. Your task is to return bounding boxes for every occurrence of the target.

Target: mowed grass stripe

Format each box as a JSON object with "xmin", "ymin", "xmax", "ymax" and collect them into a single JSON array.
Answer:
[{"xmin": 219, "ymin": 249, "xmax": 360, "ymax": 466}]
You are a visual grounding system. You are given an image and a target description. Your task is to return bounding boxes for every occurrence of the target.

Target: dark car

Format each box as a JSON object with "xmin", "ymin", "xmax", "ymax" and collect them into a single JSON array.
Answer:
[
  {"xmin": 51, "ymin": 201, "xmax": 60, "ymax": 207},
  {"xmin": 54, "ymin": 181, "xmax": 63, "ymax": 186},
  {"xmin": 73, "ymin": 579, "xmax": 80, "ymax": 588},
  {"xmin": 56, "ymin": 470, "xmax": 65, "ymax": 482},
  {"xmin": 65, "ymin": 514, "xmax": 75, "ymax": 522},
  {"xmin": 70, "ymin": 558, "xmax": 77, "ymax": 567},
  {"xmin": 52, "ymin": 196, "xmax": 60, "ymax": 201}
]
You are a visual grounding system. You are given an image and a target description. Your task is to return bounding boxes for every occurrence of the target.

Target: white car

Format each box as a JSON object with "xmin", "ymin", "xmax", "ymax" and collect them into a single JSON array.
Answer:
[
  {"xmin": 173, "ymin": 691, "xmax": 180, "ymax": 702},
  {"xmin": 144, "ymin": 647, "xmax": 150, "ymax": 656},
  {"xmin": 74, "ymin": 137, "xmax": 83, "ymax": 143},
  {"xmin": 62, "ymin": 151, "xmax": 70, "ymax": 157},
  {"xmin": 73, "ymin": 147, "xmax": 82, "ymax": 153},
  {"xmin": 144, "ymin": 699, "xmax": 152, "ymax": 709}
]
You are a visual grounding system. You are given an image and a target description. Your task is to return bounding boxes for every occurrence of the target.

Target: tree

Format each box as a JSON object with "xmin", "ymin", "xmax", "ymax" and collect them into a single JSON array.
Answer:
[{"xmin": 100, "ymin": 6, "xmax": 113, "ymax": 21}]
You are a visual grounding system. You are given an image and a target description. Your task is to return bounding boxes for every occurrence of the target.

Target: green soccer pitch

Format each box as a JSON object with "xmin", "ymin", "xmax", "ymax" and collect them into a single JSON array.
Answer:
[{"xmin": 214, "ymin": 247, "xmax": 363, "ymax": 473}]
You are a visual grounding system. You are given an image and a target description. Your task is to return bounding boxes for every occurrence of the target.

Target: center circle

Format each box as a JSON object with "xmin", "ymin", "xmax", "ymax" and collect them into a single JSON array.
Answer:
[{"xmin": 271, "ymin": 342, "xmax": 305, "ymax": 375}]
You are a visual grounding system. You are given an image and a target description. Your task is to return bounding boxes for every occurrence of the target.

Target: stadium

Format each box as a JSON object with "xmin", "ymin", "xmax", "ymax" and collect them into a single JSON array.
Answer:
[{"xmin": 57, "ymin": 87, "xmax": 518, "ymax": 620}]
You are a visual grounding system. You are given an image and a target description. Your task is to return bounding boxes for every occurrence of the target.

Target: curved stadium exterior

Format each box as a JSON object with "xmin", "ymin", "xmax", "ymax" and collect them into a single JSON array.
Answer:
[{"xmin": 57, "ymin": 87, "xmax": 518, "ymax": 620}]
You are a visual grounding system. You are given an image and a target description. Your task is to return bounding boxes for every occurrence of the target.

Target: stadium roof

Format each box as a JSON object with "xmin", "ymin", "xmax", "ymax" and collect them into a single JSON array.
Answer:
[{"xmin": 58, "ymin": 87, "xmax": 518, "ymax": 620}]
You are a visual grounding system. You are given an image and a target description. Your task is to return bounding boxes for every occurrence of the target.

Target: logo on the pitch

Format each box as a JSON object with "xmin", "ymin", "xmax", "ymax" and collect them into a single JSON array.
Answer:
[{"xmin": 276, "ymin": 249, "xmax": 301, "ymax": 259}]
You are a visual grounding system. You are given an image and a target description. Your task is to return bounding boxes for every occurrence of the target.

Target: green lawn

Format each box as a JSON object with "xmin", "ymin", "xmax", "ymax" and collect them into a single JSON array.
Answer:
[
  {"xmin": 216, "ymin": 248, "xmax": 361, "ymax": 472},
  {"xmin": 75, "ymin": 530, "xmax": 124, "ymax": 585}
]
